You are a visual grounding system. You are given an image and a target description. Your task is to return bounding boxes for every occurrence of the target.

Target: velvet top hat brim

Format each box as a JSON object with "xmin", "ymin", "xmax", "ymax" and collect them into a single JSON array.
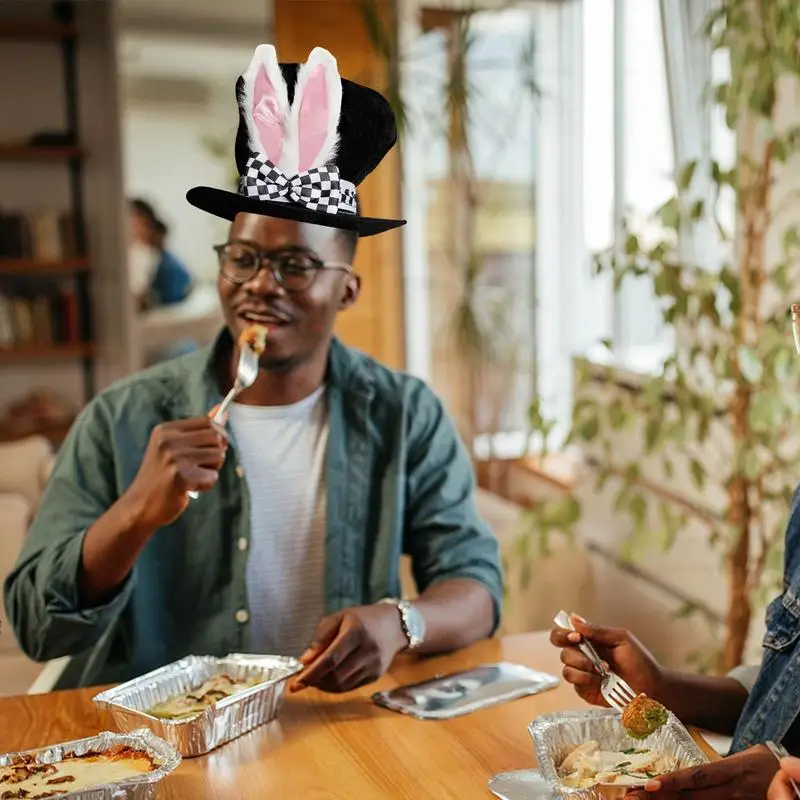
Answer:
[
  {"xmin": 186, "ymin": 186, "xmax": 404, "ymax": 237},
  {"xmin": 186, "ymin": 45, "xmax": 406, "ymax": 238}
]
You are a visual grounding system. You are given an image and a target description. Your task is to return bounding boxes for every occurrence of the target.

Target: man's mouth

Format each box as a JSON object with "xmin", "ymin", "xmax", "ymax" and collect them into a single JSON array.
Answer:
[{"xmin": 237, "ymin": 310, "xmax": 290, "ymax": 326}]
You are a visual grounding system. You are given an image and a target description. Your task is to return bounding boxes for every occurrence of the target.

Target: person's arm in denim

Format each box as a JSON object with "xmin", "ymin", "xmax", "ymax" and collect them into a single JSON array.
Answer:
[{"xmin": 402, "ymin": 382, "xmax": 504, "ymax": 654}]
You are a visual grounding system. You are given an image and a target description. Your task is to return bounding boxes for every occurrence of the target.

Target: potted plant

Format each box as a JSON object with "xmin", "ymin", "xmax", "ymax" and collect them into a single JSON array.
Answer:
[{"xmin": 525, "ymin": 0, "xmax": 800, "ymax": 673}]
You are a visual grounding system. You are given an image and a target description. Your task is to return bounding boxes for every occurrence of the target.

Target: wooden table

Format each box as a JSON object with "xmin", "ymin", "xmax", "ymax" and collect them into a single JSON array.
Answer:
[{"xmin": 0, "ymin": 632, "xmax": 718, "ymax": 798}]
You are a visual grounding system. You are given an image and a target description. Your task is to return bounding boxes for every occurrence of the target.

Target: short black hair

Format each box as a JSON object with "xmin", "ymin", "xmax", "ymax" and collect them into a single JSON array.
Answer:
[
  {"xmin": 130, "ymin": 197, "xmax": 168, "ymax": 238},
  {"xmin": 130, "ymin": 197, "xmax": 158, "ymax": 224},
  {"xmin": 336, "ymin": 193, "xmax": 360, "ymax": 262}
]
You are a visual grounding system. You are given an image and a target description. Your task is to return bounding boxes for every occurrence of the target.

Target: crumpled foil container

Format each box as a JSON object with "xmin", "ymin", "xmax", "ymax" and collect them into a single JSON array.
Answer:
[
  {"xmin": 0, "ymin": 728, "xmax": 181, "ymax": 800},
  {"xmin": 529, "ymin": 709, "xmax": 709, "ymax": 800},
  {"xmin": 93, "ymin": 653, "xmax": 302, "ymax": 758}
]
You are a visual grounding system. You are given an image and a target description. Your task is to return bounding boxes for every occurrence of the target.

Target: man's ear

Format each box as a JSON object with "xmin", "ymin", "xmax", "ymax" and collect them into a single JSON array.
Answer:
[{"xmin": 339, "ymin": 273, "xmax": 360, "ymax": 309}]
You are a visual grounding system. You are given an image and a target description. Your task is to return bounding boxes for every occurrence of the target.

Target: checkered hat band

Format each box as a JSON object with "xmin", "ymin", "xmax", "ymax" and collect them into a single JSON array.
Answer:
[{"xmin": 239, "ymin": 156, "xmax": 357, "ymax": 215}]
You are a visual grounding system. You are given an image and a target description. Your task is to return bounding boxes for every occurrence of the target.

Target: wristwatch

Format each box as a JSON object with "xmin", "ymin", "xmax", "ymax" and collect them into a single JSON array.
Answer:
[{"xmin": 378, "ymin": 597, "xmax": 426, "ymax": 650}]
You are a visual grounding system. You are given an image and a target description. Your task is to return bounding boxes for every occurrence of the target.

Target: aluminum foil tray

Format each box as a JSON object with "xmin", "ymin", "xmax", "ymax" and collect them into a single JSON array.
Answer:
[
  {"xmin": 371, "ymin": 662, "xmax": 559, "ymax": 720},
  {"xmin": 93, "ymin": 653, "xmax": 302, "ymax": 758},
  {"xmin": 529, "ymin": 709, "xmax": 708, "ymax": 800},
  {"xmin": 0, "ymin": 728, "xmax": 180, "ymax": 800}
]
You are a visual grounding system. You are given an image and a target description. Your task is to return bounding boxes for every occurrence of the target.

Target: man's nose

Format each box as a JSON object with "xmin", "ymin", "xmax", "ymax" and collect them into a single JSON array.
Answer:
[{"xmin": 244, "ymin": 264, "xmax": 285, "ymax": 295}]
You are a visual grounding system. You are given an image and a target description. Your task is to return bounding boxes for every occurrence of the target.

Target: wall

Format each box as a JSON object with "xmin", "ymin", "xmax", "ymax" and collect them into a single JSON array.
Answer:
[
  {"xmin": 273, "ymin": 0, "xmax": 405, "ymax": 370},
  {"xmin": 122, "ymin": 83, "xmax": 242, "ymax": 284}
]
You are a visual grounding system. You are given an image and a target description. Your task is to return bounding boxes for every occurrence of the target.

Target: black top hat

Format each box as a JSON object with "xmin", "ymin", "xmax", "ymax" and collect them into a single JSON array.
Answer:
[{"xmin": 186, "ymin": 45, "xmax": 406, "ymax": 237}]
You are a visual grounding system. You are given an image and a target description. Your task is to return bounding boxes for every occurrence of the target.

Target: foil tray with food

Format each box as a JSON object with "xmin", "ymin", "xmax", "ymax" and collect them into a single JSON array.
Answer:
[
  {"xmin": 372, "ymin": 662, "xmax": 559, "ymax": 720},
  {"xmin": 529, "ymin": 709, "xmax": 708, "ymax": 800},
  {"xmin": 0, "ymin": 728, "xmax": 180, "ymax": 800},
  {"xmin": 93, "ymin": 653, "xmax": 302, "ymax": 758}
]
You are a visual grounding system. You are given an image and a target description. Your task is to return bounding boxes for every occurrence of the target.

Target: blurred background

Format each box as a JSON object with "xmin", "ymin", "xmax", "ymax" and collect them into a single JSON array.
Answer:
[{"xmin": 1, "ymin": 0, "xmax": 798, "ymax": 733}]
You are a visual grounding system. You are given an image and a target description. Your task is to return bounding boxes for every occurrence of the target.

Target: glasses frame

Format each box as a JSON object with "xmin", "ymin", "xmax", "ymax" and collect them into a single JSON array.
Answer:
[{"xmin": 214, "ymin": 242, "xmax": 352, "ymax": 291}]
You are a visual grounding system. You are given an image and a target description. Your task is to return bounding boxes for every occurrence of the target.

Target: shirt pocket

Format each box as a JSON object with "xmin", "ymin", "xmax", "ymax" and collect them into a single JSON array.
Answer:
[{"xmin": 763, "ymin": 590, "xmax": 800, "ymax": 652}]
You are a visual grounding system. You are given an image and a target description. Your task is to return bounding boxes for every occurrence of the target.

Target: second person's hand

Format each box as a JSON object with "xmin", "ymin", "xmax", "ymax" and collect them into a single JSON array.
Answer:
[{"xmin": 549, "ymin": 615, "xmax": 664, "ymax": 707}]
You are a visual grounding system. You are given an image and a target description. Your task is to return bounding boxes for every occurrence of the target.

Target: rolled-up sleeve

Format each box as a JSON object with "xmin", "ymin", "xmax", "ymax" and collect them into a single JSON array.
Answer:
[
  {"xmin": 402, "ymin": 383, "xmax": 504, "ymax": 631},
  {"xmin": 3, "ymin": 398, "xmax": 132, "ymax": 662}
]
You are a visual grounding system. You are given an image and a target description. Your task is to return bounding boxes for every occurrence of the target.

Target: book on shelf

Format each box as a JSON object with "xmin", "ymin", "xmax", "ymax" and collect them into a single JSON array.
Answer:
[
  {"xmin": 0, "ymin": 208, "xmax": 77, "ymax": 261},
  {"xmin": 0, "ymin": 287, "xmax": 82, "ymax": 349}
]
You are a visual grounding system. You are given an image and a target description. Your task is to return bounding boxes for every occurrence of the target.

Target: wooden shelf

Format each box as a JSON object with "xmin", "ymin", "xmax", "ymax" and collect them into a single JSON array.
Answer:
[
  {"xmin": 0, "ymin": 257, "xmax": 89, "ymax": 276},
  {"xmin": 0, "ymin": 342, "xmax": 92, "ymax": 363},
  {"xmin": 0, "ymin": 21, "xmax": 77, "ymax": 41},
  {"xmin": 0, "ymin": 144, "xmax": 83, "ymax": 161}
]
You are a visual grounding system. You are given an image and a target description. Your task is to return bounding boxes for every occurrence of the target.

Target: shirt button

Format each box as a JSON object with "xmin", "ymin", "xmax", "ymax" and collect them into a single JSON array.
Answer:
[
  {"xmin": 235, "ymin": 609, "xmax": 249, "ymax": 624},
  {"xmin": 235, "ymin": 465, "xmax": 245, "ymax": 478},
  {"xmin": 237, "ymin": 537, "xmax": 248, "ymax": 551}
]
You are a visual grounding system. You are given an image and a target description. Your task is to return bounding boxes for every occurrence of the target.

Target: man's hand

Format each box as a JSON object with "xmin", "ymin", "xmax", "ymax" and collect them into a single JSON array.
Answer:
[
  {"xmin": 550, "ymin": 616, "xmax": 664, "ymax": 707},
  {"xmin": 768, "ymin": 755, "xmax": 800, "ymax": 800},
  {"xmin": 624, "ymin": 745, "xmax": 778, "ymax": 799},
  {"xmin": 122, "ymin": 417, "xmax": 228, "ymax": 531},
  {"xmin": 289, "ymin": 604, "xmax": 408, "ymax": 694}
]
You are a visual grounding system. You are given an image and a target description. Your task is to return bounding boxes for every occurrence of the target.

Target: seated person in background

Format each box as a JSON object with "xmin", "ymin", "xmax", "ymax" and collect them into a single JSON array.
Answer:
[
  {"xmin": 551, "ymin": 487, "xmax": 800, "ymax": 799},
  {"xmin": 4, "ymin": 44, "xmax": 503, "ymax": 693},
  {"xmin": 769, "ymin": 754, "xmax": 800, "ymax": 800},
  {"xmin": 128, "ymin": 198, "xmax": 192, "ymax": 311},
  {"xmin": 149, "ymin": 217, "xmax": 193, "ymax": 307}
]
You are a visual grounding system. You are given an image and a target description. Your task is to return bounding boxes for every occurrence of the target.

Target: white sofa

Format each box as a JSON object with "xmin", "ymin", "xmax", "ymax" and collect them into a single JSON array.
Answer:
[{"xmin": 0, "ymin": 435, "xmax": 60, "ymax": 696}]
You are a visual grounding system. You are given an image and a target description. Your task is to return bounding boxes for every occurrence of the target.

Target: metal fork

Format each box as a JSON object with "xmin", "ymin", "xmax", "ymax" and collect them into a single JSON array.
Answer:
[
  {"xmin": 554, "ymin": 610, "xmax": 637, "ymax": 712},
  {"xmin": 766, "ymin": 741, "xmax": 800, "ymax": 799},
  {"xmin": 187, "ymin": 344, "xmax": 260, "ymax": 500}
]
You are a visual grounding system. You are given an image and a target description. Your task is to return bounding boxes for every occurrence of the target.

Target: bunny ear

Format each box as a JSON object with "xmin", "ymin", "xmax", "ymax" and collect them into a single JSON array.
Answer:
[
  {"xmin": 282, "ymin": 47, "xmax": 342, "ymax": 176},
  {"xmin": 240, "ymin": 44, "xmax": 290, "ymax": 165}
]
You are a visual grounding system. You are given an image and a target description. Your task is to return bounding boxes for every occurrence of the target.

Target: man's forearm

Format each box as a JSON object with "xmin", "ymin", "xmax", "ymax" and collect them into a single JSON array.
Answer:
[
  {"xmin": 79, "ymin": 495, "xmax": 155, "ymax": 607},
  {"xmin": 656, "ymin": 668, "xmax": 749, "ymax": 735},
  {"xmin": 412, "ymin": 578, "xmax": 495, "ymax": 655}
]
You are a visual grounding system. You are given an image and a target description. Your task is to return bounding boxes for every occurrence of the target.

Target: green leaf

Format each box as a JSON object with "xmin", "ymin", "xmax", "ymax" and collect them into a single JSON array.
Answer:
[
  {"xmin": 656, "ymin": 197, "xmax": 681, "ymax": 230},
  {"xmin": 676, "ymin": 601, "xmax": 699, "ymax": 620},
  {"xmin": 690, "ymin": 458, "xmax": 705, "ymax": 490},
  {"xmin": 576, "ymin": 414, "xmax": 599, "ymax": 441},
  {"xmin": 678, "ymin": 161, "xmax": 698, "ymax": 191},
  {"xmin": 629, "ymin": 493, "xmax": 648, "ymax": 529},
  {"xmin": 737, "ymin": 346, "xmax": 763, "ymax": 383},
  {"xmin": 645, "ymin": 419, "xmax": 660, "ymax": 451},
  {"xmin": 543, "ymin": 495, "xmax": 581, "ymax": 529}
]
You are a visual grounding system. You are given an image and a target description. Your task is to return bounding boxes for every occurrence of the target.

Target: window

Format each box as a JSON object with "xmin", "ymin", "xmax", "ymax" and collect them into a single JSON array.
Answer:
[
  {"xmin": 402, "ymin": 6, "xmax": 539, "ymax": 449},
  {"xmin": 401, "ymin": 0, "xmax": 725, "ymax": 457}
]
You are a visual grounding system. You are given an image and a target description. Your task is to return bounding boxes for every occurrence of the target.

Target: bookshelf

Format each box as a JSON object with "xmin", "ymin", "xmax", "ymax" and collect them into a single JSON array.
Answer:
[
  {"xmin": 0, "ymin": 0, "xmax": 94, "ymax": 404},
  {"xmin": 0, "ymin": 20, "xmax": 76, "ymax": 41},
  {"xmin": 0, "ymin": 257, "xmax": 90, "ymax": 275},
  {"xmin": 0, "ymin": 144, "xmax": 83, "ymax": 161}
]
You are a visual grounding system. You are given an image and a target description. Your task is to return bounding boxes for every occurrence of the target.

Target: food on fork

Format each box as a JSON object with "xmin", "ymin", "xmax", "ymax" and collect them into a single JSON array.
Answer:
[
  {"xmin": 238, "ymin": 323, "xmax": 268, "ymax": 356},
  {"xmin": 558, "ymin": 740, "xmax": 678, "ymax": 789},
  {"xmin": 0, "ymin": 746, "xmax": 156, "ymax": 798},
  {"xmin": 146, "ymin": 673, "xmax": 263, "ymax": 721},
  {"xmin": 621, "ymin": 693, "xmax": 669, "ymax": 740}
]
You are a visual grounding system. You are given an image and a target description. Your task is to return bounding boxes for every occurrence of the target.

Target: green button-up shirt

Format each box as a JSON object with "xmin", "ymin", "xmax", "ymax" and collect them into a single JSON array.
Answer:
[{"xmin": 4, "ymin": 332, "xmax": 503, "ymax": 687}]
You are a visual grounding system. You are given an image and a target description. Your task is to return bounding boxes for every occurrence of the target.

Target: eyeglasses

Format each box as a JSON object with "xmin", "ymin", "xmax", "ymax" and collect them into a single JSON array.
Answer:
[{"xmin": 214, "ymin": 242, "xmax": 352, "ymax": 292}]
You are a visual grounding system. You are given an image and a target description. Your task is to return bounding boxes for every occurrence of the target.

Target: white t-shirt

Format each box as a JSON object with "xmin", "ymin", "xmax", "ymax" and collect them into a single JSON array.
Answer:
[{"xmin": 228, "ymin": 385, "xmax": 328, "ymax": 657}]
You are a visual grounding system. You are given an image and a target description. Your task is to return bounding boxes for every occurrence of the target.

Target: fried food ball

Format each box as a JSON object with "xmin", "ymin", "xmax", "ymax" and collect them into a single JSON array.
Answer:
[{"xmin": 621, "ymin": 694, "xmax": 669, "ymax": 740}]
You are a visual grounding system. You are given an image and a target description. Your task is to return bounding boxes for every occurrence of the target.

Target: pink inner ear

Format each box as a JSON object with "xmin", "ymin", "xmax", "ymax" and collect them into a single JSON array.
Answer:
[
  {"xmin": 252, "ymin": 65, "xmax": 283, "ymax": 163},
  {"xmin": 297, "ymin": 64, "xmax": 329, "ymax": 173}
]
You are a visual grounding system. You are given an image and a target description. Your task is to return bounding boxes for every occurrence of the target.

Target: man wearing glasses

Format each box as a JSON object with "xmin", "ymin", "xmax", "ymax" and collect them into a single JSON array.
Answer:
[{"xmin": 4, "ymin": 46, "xmax": 503, "ymax": 692}]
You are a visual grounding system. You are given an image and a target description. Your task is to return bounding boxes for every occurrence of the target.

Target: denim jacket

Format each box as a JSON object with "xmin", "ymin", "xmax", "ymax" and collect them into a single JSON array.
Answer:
[
  {"xmin": 3, "ymin": 332, "xmax": 503, "ymax": 687},
  {"xmin": 730, "ymin": 486, "xmax": 800, "ymax": 751}
]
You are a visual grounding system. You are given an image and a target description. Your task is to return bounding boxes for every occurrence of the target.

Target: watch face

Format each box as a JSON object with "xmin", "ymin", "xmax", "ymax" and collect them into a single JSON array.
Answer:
[{"xmin": 405, "ymin": 604, "xmax": 426, "ymax": 644}]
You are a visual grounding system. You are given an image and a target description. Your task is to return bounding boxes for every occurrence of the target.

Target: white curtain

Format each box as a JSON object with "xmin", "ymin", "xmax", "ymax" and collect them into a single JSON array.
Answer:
[{"xmin": 659, "ymin": 0, "xmax": 718, "ymax": 271}]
